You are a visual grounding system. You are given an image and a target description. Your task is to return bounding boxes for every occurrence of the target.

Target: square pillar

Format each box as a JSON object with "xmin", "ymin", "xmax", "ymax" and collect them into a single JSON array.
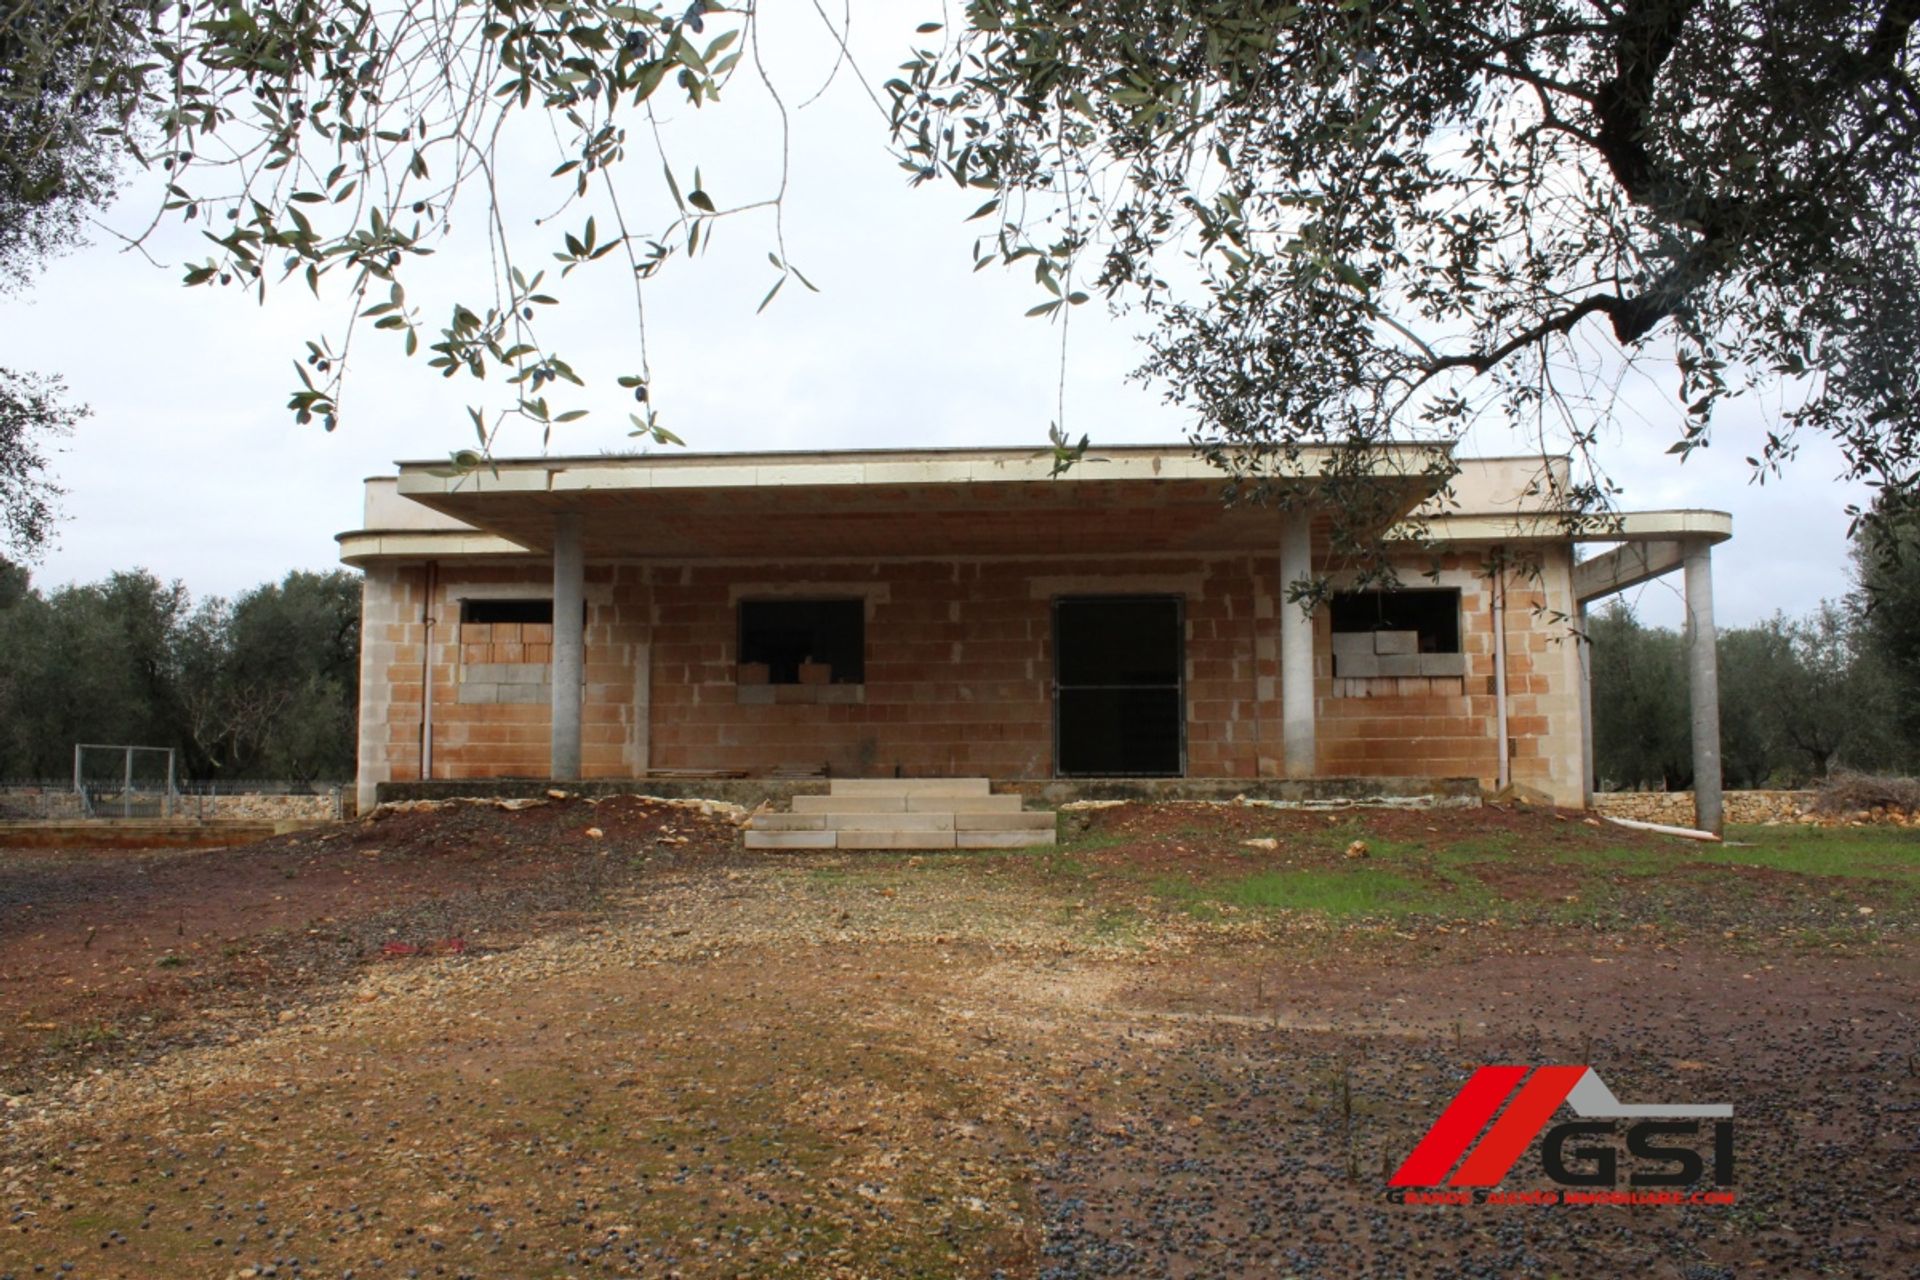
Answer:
[
  {"xmin": 551, "ymin": 512, "xmax": 585, "ymax": 782},
  {"xmin": 1684, "ymin": 541, "xmax": 1722, "ymax": 835},
  {"xmin": 1577, "ymin": 601, "xmax": 1595, "ymax": 808},
  {"xmin": 1280, "ymin": 507, "xmax": 1316, "ymax": 778}
]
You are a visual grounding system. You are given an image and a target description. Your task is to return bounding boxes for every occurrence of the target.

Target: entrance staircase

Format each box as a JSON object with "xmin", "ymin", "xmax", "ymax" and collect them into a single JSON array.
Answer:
[{"xmin": 743, "ymin": 778, "xmax": 1056, "ymax": 850}]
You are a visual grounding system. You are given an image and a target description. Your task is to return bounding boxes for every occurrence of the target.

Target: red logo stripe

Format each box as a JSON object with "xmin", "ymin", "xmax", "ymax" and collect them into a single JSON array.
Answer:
[
  {"xmin": 1449, "ymin": 1065, "xmax": 1588, "ymax": 1186},
  {"xmin": 1388, "ymin": 1065, "xmax": 1527, "ymax": 1187}
]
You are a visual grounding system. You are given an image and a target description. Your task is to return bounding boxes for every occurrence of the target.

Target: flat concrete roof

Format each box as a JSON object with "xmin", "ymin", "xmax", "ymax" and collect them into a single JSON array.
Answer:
[
  {"xmin": 339, "ymin": 442, "xmax": 1730, "ymax": 564},
  {"xmin": 380, "ymin": 441, "xmax": 1455, "ymax": 560}
]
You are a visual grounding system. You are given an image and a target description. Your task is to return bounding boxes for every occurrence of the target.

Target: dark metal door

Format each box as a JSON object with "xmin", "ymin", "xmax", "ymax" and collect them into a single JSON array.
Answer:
[{"xmin": 1052, "ymin": 596, "xmax": 1185, "ymax": 776}]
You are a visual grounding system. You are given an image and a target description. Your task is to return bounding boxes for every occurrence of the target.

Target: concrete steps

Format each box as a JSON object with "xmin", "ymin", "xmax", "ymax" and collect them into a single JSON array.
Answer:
[{"xmin": 744, "ymin": 778, "xmax": 1056, "ymax": 851}]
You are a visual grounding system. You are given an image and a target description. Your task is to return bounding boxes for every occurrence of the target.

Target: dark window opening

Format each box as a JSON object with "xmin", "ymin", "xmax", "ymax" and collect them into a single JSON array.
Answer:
[
  {"xmin": 461, "ymin": 598, "xmax": 554, "ymax": 626},
  {"xmin": 1330, "ymin": 589, "xmax": 1461, "ymax": 653},
  {"xmin": 1054, "ymin": 597, "xmax": 1183, "ymax": 776},
  {"xmin": 739, "ymin": 599, "xmax": 865, "ymax": 684}
]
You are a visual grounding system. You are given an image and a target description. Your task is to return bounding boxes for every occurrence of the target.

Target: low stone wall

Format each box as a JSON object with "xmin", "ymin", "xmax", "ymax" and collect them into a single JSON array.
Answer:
[
  {"xmin": 0, "ymin": 790, "xmax": 88, "ymax": 820},
  {"xmin": 1593, "ymin": 790, "xmax": 1813, "ymax": 826},
  {"xmin": 0, "ymin": 788, "xmax": 347, "ymax": 822},
  {"xmin": 175, "ymin": 792, "xmax": 346, "ymax": 821}
]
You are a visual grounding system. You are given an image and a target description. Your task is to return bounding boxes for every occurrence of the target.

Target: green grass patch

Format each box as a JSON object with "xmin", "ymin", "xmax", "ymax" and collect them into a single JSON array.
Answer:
[
  {"xmin": 1700, "ymin": 824, "xmax": 1920, "ymax": 878},
  {"xmin": 1157, "ymin": 866, "xmax": 1444, "ymax": 918},
  {"xmin": 1540, "ymin": 842, "xmax": 1671, "ymax": 875}
]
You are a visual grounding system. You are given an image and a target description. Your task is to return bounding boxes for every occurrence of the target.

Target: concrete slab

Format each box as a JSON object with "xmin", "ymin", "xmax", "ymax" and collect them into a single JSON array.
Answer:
[
  {"xmin": 1331, "ymin": 633, "xmax": 1374, "ymax": 658},
  {"xmin": 837, "ymin": 830, "xmax": 957, "ymax": 850},
  {"xmin": 748, "ymin": 813, "xmax": 827, "ymax": 831},
  {"xmin": 792, "ymin": 794, "xmax": 907, "ymax": 814},
  {"xmin": 825, "ymin": 812, "xmax": 956, "ymax": 831},
  {"xmin": 957, "ymin": 830, "xmax": 1056, "ymax": 848},
  {"xmin": 1335, "ymin": 652, "xmax": 1381, "ymax": 678},
  {"xmin": 830, "ymin": 778, "xmax": 992, "ymax": 796},
  {"xmin": 955, "ymin": 812, "xmax": 1056, "ymax": 831},
  {"xmin": 744, "ymin": 829, "xmax": 837, "ymax": 850},
  {"xmin": 1373, "ymin": 630, "xmax": 1418, "ymax": 655},
  {"xmin": 906, "ymin": 794, "xmax": 1023, "ymax": 813}
]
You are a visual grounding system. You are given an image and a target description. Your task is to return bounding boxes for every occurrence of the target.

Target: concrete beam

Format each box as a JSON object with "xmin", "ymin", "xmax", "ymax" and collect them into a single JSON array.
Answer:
[
  {"xmin": 1685, "ymin": 541, "xmax": 1723, "ymax": 835},
  {"xmin": 550, "ymin": 512, "xmax": 584, "ymax": 781},
  {"xmin": 1279, "ymin": 508, "xmax": 1316, "ymax": 778},
  {"xmin": 1572, "ymin": 539, "xmax": 1687, "ymax": 604}
]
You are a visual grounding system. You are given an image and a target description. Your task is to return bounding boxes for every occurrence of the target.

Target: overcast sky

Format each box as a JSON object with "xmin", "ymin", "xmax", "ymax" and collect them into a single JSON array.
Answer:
[{"xmin": 2, "ymin": 4, "xmax": 1873, "ymax": 631}]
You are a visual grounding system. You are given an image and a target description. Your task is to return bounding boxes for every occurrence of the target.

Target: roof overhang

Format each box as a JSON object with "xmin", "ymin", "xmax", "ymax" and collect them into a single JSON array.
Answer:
[
  {"xmin": 374, "ymin": 443, "xmax": 1455, "ymax": 561},
  {"xmin": 1392, "ymin": 508, "xmax": 1733, "ymax": 547}
]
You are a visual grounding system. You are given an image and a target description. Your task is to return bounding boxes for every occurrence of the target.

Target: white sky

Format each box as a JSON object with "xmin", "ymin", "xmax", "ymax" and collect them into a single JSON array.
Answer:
[{"xmin": 1, "ymin": 4, "xmax": 1873, "ymax": 631}]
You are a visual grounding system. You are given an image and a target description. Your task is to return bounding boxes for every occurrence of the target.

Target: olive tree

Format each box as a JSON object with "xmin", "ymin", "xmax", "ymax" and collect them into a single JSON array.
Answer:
[
  {"xmin": 8, "ymin": 2, "xmax": 1916, "ymax": 559},
  {"xmin": 0, "ymin": 1, "xmax": 152, "ymax": 556},
  {"xmin": 891, "ymin": 1, "xmax": 1920, "ymax": 539}
]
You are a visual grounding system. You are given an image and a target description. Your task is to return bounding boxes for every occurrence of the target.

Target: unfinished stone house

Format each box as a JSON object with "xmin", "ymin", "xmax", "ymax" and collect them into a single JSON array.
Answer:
[{"xmin": 339, "ymin": 445, "xmax": 1731, "ymax": 825}]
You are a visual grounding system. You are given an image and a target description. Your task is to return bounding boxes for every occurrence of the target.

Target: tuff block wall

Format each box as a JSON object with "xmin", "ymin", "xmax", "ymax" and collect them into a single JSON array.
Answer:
[
  {"xmin": 1316, "ymin": 551, "xmax": 1585, "ymax": 800},
  {"xmin": 353, "ymin": 547, "xmax": 1588, "ymax": 811}
]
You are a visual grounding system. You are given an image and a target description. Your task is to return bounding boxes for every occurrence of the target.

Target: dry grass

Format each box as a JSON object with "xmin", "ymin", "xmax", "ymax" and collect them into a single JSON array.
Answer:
[{"xmin": 1810, "ymin": 770, "xmax": 1920, "ymax": 816}]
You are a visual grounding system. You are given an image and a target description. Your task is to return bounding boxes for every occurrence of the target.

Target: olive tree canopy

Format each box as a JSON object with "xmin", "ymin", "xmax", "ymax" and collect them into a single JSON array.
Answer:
[
  {"xmin": 892, "ymin": 1, "xmax": 1920, "ymax": 530},
  {"xmin": 6, "ymin": 2, "xmax": 1916, "ymax": 555}
]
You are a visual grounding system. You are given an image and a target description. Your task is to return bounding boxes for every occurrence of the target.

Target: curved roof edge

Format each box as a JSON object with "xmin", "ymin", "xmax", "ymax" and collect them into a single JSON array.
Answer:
[
  {"xmin": 337, "ymin": 530, "xmax": 532, "ymax": 567},
  {"xmin": 1393, "ymin": 508, "xmax": 1732, "ymax": 546}
]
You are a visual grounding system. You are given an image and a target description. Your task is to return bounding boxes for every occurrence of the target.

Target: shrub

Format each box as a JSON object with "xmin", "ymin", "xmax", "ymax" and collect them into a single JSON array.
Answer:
[{"xmin": 1809, "ymin": 771, "xmax": 1920, "ymax": 816}]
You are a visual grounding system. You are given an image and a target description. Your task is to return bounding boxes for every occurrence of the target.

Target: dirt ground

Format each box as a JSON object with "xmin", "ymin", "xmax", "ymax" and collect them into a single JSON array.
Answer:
[{"xmin": 2, "ymin": 799, "xmax": 1915, "ymax": 1279}]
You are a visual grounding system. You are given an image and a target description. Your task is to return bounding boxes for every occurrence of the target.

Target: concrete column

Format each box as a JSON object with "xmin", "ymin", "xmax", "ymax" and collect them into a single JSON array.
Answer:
[
  {"xmin": 1684, "ymin": 541, "xmax": 1722, "ymax": 835},
  {"xmin": 1279, "ymin": 507, "xmax": 1316, "ymax": 778},
  {"xmin": 1577, "ymin": 601, "xmax": 1595, "ymax": 808},
  {"xmin": 551, "ymin": 512, "xmax": 585, "ymax": 782}
]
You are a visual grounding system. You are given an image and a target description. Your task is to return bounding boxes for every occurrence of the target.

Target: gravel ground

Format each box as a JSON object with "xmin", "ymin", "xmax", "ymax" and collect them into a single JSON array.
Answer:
[{"xmin": 2, "ymin": 801, "xmax": 1915, "ymax": 1278}]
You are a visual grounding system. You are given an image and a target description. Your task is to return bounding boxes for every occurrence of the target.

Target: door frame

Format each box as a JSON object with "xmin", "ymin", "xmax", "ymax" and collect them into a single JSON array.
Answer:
[{"xmin": 1050, "ymin": 593, "xmax": 1187, "ymax": 778}]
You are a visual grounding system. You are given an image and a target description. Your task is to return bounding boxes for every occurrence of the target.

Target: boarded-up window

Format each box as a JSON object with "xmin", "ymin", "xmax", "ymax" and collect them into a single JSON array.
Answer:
[
  {"xmin": 738, "ymin": 600, "xmax": 865, "ymax": 684},
  {"xmin": 1330, "ymin": 589, "xmax": 1461, "ymax": 653},
  {"xmin": 460, "ymin": 598, "xmax": 553, "ymax": 626}
]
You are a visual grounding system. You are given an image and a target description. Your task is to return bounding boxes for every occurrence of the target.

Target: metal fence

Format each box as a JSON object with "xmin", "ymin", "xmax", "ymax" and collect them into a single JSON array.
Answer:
[{"xmin": 72, "ymin": 744, "xmax": 179, "ymax": 818}]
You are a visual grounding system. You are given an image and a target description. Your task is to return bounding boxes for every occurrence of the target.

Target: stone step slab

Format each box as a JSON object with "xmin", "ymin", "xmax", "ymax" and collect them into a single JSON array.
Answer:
[
  {"xmin": 954, "ymin": 811, "xmax": 1056, "ymax": 831},
  {"xmin": 828, "ymin": 777, "xmax": 992, "ymax": 797},
  {"xmin": 745, "ymin": 825, "xmax": 1058, "ymax": 850},
  {"xmin": 824, "ymin": 812, "xmax": 955, "ymax": 831},
  {"xmin": 744, "ymin": 829, "xmax": 837, "ymax": 850},
  {"xmin": 957, "ymin": 830, "xmax": 1057, "ymax": 848},
  {"xmin": 836, "ymin": 830, "xmax": 957, "ymax": 850},
  {"xmin": 792, "ymin": 794, "xmax": 907, "ymax": 814},
  {"xmin": 906, "ymin": 793, "xmax": 1024, "ymax": 813},
  {"xmin": 749, "ymin": 813, "xmax": 828, "ymax": 831}
]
